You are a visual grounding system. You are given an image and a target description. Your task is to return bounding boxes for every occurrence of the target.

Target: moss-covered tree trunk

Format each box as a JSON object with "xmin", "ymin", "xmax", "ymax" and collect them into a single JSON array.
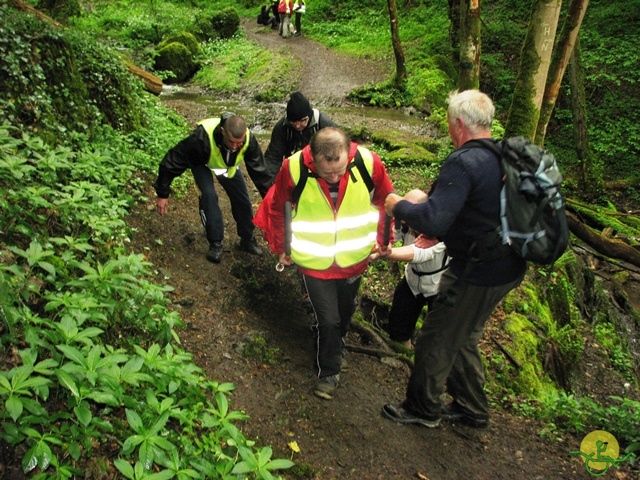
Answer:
[
  {"xmin": 458, "ymin": 0, "xmax": 481, "ymax": 91},
  {"xmin": 448, "ymin": 0, "xmax": 461, "ymax": 71},
  {"xmin": 386, "ymin": 0, "xmax": 406, "ymax": 89},
  {"xmin": 505, "ymin": 0, "xmax": 562, "ymax": 141},
  {"xmin": 535, "ymin": 0, "xmax": 589, "ymax": 146},
  {"xmin": 569, "ymin": 40, "xmax": 604, "ymax": 198}
]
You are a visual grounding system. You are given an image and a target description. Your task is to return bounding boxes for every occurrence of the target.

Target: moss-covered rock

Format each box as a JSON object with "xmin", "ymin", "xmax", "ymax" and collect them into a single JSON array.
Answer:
[
  {"xmin": 154, "ymin": 42, "xmax": 198, "ymax": 83},
  {"xmin": 370, "ymin": 130, "xmax": 438, "ymax": 166},
  {"xmin": 159, "ymin": 31, "xmax": 201, "ymax": 56},
  {"xmin": 502, "ymin": 313, "xmax": 557, "ymax": 396},
  {"xmin": 385, "ymin": 145, "xmax": 436, "ymax": 166}
]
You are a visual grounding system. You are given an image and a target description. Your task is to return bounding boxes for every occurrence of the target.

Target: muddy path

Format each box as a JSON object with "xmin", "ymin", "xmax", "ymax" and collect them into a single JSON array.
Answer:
[{"xmin": 125, "ymin": 18, "xmax": 631, "ymax": 480}]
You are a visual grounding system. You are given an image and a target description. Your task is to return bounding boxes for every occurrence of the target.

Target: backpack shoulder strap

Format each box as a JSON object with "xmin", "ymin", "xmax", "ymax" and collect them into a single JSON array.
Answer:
[
  {"xmin": 463, "ymin": 138, "xmax": 502, "ymax": 158},
  {"xmin": 347, "ymin": 149, "xmax": 374, "ymax": 193},
  {"xmin": 291, "ymin": 154, "xmax": 319, "ymax": 205}
]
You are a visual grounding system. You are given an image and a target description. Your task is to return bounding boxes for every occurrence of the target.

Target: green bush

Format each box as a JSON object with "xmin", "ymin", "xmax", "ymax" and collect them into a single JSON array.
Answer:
[
  {"xmin": 0, "ymin": 5, "xmax": 146, "ymax": 144},
  {"xmin": 208, "ymin": 6, "xmax": 241, "ymax": 39}
]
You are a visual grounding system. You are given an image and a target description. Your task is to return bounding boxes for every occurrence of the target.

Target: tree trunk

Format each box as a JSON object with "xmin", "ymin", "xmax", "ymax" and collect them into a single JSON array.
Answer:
[
  {"xmin": 568, "ymin": 40, "xmax": 603, "ymax": 197},
  {"xmin": 535, "ymin": 0, "xmax": 589, "ymax": 145},
  {"xmin": 505, "ymin": 0, "xmax": 562, "ymax": 140},
  {"xmin": 448, "ymin": 0, "xmax": 461, "ymax": 71},
  {"xmin": 458, "ymin": 0, "xmax": 481, "ymax": 91},
  {"xmin": 387, "ymin": 0, "xmax": 406, "ymax": 89}
]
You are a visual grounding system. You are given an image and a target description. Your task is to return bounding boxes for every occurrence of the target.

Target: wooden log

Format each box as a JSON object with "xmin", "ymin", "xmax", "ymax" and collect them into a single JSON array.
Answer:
[
  {"xmin": 567, "ymin": 211, "xmax": 640, "ymax": 268},
  {"xmin": 126, "ymin": 62, "xmax": 163, "ymax": 96}
]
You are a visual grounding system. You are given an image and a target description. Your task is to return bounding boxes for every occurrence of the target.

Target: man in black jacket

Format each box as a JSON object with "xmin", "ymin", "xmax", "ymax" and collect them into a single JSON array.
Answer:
[
  {"xmin": 264, "ymin": 91, "xmax": 336, "ymax": 183},
  {"xmin": 153, "ymin": 114, "xmax": 271, "ymax": 263},
  {"xmin": 382, "ymin": 90, "xmax": 527, "ymax": 428}
]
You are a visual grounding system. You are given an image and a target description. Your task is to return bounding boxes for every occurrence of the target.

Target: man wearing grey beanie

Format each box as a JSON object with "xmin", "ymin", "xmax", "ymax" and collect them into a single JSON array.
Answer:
[{"xmin": 264, "ymin": 91, "xmax": 336, "ymax": 185}]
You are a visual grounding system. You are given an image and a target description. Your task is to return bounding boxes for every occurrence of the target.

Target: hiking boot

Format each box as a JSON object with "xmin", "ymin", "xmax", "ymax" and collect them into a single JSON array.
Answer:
[
  {"xmin": 382, "ymin": 403, "xmax": 441, "ymax": 428},
  {"xmin": 206, "ymin": 242, "xmax": 223, "ymax": 263},
  {"xmin": 239, "ymin": 237, "xmax": 263, "ymax": 255},
  {"xmin": 314, "ymin": 374, "xmax": 339, "ymax": 400},
  {"xmin": 441, "ymin": 402, "xmax": 489, "ymax": 428}
]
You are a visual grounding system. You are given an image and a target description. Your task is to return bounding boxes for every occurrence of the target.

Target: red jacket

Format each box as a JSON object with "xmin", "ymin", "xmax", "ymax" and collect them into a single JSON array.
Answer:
[
  {"xmin": 254, "ymin": 142, "xmax": 394, "ymax": 280},
  {"xmin": 277, "ymin": 0, "xmax": 291, "ymax": 14}
]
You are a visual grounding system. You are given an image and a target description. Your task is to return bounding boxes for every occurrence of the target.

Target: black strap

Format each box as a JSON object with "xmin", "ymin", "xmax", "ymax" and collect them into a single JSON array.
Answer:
[
  {"xmin": 347, "ymin": 150, "xmax": 374, "ymax": 193},
  {"xmin": 411, "ymin": 252, "xmax": 449, "ymax": 277}
]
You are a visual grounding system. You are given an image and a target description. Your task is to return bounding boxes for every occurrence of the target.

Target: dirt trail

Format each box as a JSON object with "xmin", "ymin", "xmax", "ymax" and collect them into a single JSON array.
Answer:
[{"xmin": 126, "ymin": 20, "xmax": 618, "ymax": 480}]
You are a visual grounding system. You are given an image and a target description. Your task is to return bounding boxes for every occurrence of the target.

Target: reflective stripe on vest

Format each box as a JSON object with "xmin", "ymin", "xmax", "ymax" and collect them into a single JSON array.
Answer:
[
  {"xmin": 199, "ymin": 118, "xmax": 250, "ymax": 178},
  {"xmin": 289, "ymin": 147, "xmax": 379, "ymax": 270}
]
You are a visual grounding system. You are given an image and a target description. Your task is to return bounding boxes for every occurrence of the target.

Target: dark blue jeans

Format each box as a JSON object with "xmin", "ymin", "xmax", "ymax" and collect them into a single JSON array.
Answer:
[
  {"xmin": 303, "ymin": 274, "xmax": 361, "ymax": 379},
  {"xmin": 191, "ymin": 164, "xmax": 255, "ymax": 245}
]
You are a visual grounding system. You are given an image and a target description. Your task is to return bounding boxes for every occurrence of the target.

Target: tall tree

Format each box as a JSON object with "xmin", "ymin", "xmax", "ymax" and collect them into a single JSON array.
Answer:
[
  {"xmin": 458, "ymin": 0, "xmax": 481, "ymax": 90},
  {"xmin": 386, "ymin": 0, "xmax": 406, "ymax": 88},
  {"xmin": 448, "ymin": 0, "xmax": 461, "ymax": 70},
  {"xmin": 569, "ymin": 39, "xmax": 603, "ymax": 198},
  {"xmin": 535, "ymin": 0, "xmax": 589, "ymax": 145},
  {"xmin": 505, "ymin": 0, "xmax": 562, "ymax": 141}
]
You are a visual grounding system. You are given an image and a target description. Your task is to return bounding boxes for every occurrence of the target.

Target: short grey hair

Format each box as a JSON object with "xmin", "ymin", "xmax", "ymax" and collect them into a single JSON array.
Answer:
[{"xmin": 447, "ymin": 90, "xmax": 495, "ymax": 134}]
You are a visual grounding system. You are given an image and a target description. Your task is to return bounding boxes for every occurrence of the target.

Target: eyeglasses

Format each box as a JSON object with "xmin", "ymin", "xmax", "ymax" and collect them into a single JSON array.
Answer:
[{"xmin": 288, "ymin": 116, "xmax": 309, "ymax": 127}]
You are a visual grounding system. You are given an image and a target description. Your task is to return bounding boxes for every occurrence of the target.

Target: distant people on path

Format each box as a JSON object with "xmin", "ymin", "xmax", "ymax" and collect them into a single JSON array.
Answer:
[
  {"xmin": 264, "ymin": 91, "xmax": 336, "ymax": 183},
  {"xmin": 277, "ymin": 0, "xmax": 293, "ymax": 38},
  {"xmin": 382, "ymin": 90, "xmax": 527, "ymax": 429},
  {"xmin": 270, "ymin": 0, "xmax": 280, "ymax": 29},
  {"xmin": 369, "ymin": 189, "xmax": 449, "ymax": 349},
  {"xmin": 293, "ymin": 0, "xmax": 305, "ymax": 36},
  {"xmin": 257, "ymin": 5, "xmax": 277, "ymax": 28},
  {"xmin": 153, "ymin": 114, "xmax": 271, "ymax": 264},
  {"xmin": 254, "ymin": 127, "xmax": 395, "ymax": 400}
]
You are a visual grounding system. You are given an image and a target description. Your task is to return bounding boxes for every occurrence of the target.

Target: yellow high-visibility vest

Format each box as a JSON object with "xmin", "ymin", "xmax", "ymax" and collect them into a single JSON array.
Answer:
[
  {"xmin": 289, "ymin": 148, "xmax": 378, "ymax": 270},
  {"xmin": 199, "ymin": 118, "xmax": 250, "ymax": 178}
]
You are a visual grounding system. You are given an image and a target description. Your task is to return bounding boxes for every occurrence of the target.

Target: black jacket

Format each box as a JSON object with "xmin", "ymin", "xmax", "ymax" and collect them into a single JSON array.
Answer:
[
  {"xmin": 393, "ymin": 139, "xmax": 527, "ymax": 286},
  {"xmin": 153, "ymin": 117, "xmax": 271, "ymax": 198},
  {"xmin": 264, "ymin": 109, "xmax": 336, "ymax": 182}
]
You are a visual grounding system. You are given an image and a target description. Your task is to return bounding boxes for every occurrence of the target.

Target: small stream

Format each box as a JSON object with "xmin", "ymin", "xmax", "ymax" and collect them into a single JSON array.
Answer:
[{"xmin": 160, "ymin": 85, "xmax": 433, "ymax": 145}]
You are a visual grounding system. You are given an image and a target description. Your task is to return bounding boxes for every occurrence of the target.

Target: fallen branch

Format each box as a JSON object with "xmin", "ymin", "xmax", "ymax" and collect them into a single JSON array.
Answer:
[
  {"xmin": 490, "ymin": 336, "xmax": 521, "ymax": 371},
  {"xmin": 344, "ymin": 344, "xmax": 398, "ymax": 358},
  {"xmin": 567, "ymin": 211, "xmax": 640, "ymax": 268}
]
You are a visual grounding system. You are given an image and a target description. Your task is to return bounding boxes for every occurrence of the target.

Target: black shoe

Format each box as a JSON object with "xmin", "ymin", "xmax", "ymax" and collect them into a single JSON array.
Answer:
[
  {"xmin": 294, "ymin": 31, "xmax": 301, "ymax": 37},
  {"xmin": 239, "ymin": 237, "xmax": 263, "ymax": 255},
  {"xmin": 206, "ymin": 242, "xmax": 223, "ymax": 263},
  {"xmin": 382, "ymin": 403, "xmax": 441, "ymax": 428},
  {"xmin": 441, "ymin": 402, "xmax": 489, "ymax": 428}
]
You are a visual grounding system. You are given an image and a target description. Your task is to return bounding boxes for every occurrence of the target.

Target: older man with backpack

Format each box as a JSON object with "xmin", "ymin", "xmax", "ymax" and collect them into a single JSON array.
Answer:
[{"xmin": 382, "ymin": 90, "xmax": 534, "ymax": 429}]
